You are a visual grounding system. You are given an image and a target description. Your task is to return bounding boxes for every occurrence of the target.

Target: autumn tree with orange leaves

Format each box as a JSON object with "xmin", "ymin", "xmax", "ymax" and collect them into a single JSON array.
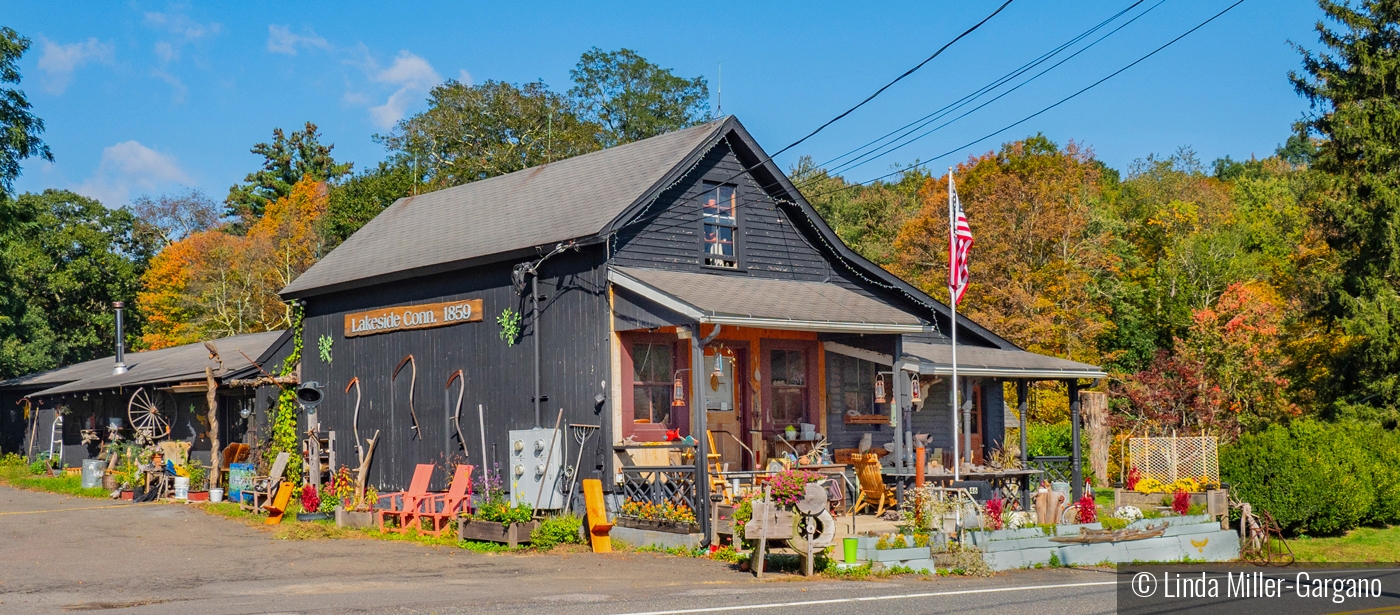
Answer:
[{"xmin": 138, "ymin": 178, "xmax": 328, "ymax": 348}]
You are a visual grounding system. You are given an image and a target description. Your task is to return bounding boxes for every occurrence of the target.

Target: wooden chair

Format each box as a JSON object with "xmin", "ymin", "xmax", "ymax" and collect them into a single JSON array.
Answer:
[
  {"xmin": 414, "ymin": 464, "xmax": 474, "ymax": 537},
  {"xmin": 241, "ymin": 451, "xmax": 290, "ymax": 513},
  {"xmin": 219, "ymin": 443, "xmax": 250, "ymax": 486},
  {"xmin": 706, "ymin": 431, "xmax": 731, "ymax": 501},
  {"xmin": 377, "ymin": 464, "xmax": 434, "ymax": 533},
  {"xmin": 851, "ymin": 452, "xmax": 897, "ymax": 516}
]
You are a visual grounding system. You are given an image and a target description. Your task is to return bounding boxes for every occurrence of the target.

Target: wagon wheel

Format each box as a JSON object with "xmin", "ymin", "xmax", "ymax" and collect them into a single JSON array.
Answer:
[{"xmin": 127, "ymin": 387, "xmax": 174, "ymax": 442}]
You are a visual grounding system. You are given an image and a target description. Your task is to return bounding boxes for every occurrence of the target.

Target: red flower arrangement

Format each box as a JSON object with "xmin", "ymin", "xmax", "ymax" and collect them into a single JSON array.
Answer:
[
  {"xmin": 1172, "ymin": 490, "xmax": 1190, "ymax": 515},
  {"xmin": 1126, "ymin": 467, "xmax": 1142, "ymax": 491},
  {"xmin": 300, "ymin": 483, "xmax": 320, "ymax": 513},
  {"xmin": 985, "ymin": 497, "xmax": 1004, "ymax": 530},
  {"xmin": 1076, "ymin": 494, "xmax": 1098, "ymax": 524}
]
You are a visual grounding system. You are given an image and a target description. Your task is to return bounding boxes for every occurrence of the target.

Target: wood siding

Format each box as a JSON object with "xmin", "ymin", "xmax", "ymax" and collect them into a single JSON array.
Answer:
[{"xmin": 300, "ymin": 246, "xmax": 613, "ymax": 492}]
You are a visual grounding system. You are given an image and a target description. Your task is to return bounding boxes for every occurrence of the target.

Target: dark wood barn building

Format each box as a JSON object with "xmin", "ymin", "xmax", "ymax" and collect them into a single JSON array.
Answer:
[{"xmin": 279, "ymin": 116, "xmax": 1104, "ymax": 510}]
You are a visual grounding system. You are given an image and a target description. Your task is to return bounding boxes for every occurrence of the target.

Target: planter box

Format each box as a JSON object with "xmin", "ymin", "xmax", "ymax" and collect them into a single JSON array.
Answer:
[
  {"xmin": 335, "ymin": 508, "xmax": 376, "ymax": 528},
  {"xmin": 102, "ymin": 474, "xmax": 118, "ymax": 491},
  {"xmin": 615, "ymin": 516, "xmax": 700, "ymax": 535},
  {"xmin": 870, "ymin": 546, "xmax": 930, "ymax": 562},
  {"xmin": 187, "ymin": 491, "xmax": 209, "ymax": 502},
  {"xmin": 1115, "ymin": 489, "xmax": 1209, "ymax": 509},
  {"xmin": 120, "ymin": 490, "xmax": 134, "ymax": 501},
  {"xmin": 297, "ymin": 512, "xmax": 333, "ymax": 522},
  {"xmin": 458, "ymin": 519, "xmax": 538, "ymax": 547}
]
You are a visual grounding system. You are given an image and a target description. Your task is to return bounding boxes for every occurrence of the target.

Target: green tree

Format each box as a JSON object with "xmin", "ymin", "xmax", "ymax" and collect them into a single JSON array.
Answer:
[
  {"xmin": 377, "ymin": 79, "xmax": 600, "ymax": 190},
  {"xmin": 0, "ymin": 190, "xmax": 157, "ymax": 377},
  {"xmin": 0, "ymin": 27, "xmax": 52, "ymax": 197},
  {"xmin": 569, "ymin": 47, "xmax": 710, "ymax": 147},
  {"xmin": 226, "ymin": 121, "xmax": 351, "ymax": 226},
  {"xmin": 321, "ymin": 160, "xmax": 418, "ymax": 249},
  {"xmin": 1290, "ymin": 0, "xmax": 1400, "ymax": 422},
  {"xmin": 790, "ymin": 155, "xmax": 926, "ymax": 267}
]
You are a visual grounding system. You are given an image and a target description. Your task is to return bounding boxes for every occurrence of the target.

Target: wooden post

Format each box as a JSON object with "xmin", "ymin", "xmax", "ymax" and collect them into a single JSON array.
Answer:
[
  {"xmin": 205, "ymin": 367, "xmax": 221, "ymax": 489},
  {"xmin": 1081, "ymin": 391, "xmax": 1109, "ymax": 487},
  {"xmin": 755, "ymin": 485, "xmax": 770, "ymax": 579},
  {"xmin": 915, "ymin": 447, "xmax": 926, "ymax": 488}
]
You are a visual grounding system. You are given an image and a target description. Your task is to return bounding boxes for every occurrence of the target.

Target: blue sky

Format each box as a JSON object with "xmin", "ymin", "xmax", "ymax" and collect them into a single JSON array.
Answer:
[{"xmin": 7, "ymin": 0, "xmax": 1319, "ymax": 207}]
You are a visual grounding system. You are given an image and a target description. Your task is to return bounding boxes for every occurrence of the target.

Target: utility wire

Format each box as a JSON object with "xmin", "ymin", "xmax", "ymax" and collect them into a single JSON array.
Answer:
[
  {"xmin": 803, "ymin": 0, "xmax": 1248, "ymax": 202},
  {"xmin": 768, "ymin": 0, "xmax": 1016, "ymax": 162},
  {"xmin": 813, "ymin": 0, "xmax": 1166, "ymax": 182},
  {"xmin": 811, "ymin": 0, "xmax": 1150, "ymax": 178}
]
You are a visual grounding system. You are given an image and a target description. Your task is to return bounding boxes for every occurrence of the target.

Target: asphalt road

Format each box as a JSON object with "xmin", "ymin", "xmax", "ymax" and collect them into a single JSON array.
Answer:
[{"xmin": 0, "ymin": 486, "xmax": 1117, "ymax": 614}]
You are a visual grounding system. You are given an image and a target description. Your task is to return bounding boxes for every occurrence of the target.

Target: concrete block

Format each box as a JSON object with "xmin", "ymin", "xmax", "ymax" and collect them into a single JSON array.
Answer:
[
  {"xmin": 870, "ymin": 546, "xmax": 930, "ymax": 562},
  {"xmin": 610, "ymin": 526, "xmax": 703, "ymax": 550},
  {"xmin": 983, "ymin": 547, "xmax": 1058, "ymax": 571}
]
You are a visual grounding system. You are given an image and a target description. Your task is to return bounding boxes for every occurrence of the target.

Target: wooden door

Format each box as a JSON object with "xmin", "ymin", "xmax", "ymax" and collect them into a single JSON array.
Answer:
[{"xmin": 704, "ymin": 348, "xmax": 744, "ymax": 471}]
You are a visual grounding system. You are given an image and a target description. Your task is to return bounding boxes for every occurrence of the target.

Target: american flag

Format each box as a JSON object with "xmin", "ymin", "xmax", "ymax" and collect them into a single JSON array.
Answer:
[{"xmin": 948, "ymin": 175, "xmax": 973, "ymax": 305}]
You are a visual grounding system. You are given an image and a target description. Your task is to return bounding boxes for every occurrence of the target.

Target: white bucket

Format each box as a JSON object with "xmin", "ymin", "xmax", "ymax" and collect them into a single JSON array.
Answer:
[
  {"xmin": 209, "ymin": 488, "xmax": 223, "ymax": 503},
  {"xmin": 174, "ymin": 476, "xmax": 190, "ymax": 500}
]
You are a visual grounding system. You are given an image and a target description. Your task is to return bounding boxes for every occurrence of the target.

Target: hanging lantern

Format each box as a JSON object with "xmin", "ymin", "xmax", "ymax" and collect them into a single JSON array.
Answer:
[
  {"xmin": 875, "ymin": 374, "xmax": 886, "ymax": 404},
  {"xmin": 672, "ymin": 377, "xmax": 686, "ymax": 407},
  {"xmin": 910, "ymin": 373, "xmax": 921, "ymax": 403}
]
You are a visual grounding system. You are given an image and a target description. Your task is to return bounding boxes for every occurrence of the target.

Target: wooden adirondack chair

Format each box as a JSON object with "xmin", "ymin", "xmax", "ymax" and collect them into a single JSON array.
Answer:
[
  {"xmin": 414, "ymin": 464, "xmax": 474, "ymax": 537},
  {"xmin": 851, "ymin": 452, "xmax": 897, "ymax": 516},
  {"xmin": 241, "ymin": 451, "xmax": 290, "ymax": 513},
  {"xmin": 377, "ymin": 463, "xmax": 434, "ymax": 533}
]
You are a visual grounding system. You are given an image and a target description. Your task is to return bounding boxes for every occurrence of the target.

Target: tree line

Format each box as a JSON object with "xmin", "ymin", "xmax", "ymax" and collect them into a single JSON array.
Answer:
[{"xmin": 2, "ymin": 2, "xmax": 1398, "ymax": 444}]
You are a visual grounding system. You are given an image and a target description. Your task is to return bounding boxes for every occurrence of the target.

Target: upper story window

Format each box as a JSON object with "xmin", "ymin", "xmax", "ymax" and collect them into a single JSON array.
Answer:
[{"xmin": 701, "ymin": 183, "xmax": 738, "ymax": 268}]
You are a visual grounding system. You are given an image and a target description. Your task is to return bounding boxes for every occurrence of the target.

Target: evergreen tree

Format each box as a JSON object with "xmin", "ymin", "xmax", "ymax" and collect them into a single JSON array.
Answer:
[{"xmin": 225, "ymin": 121, "xmax": 350, "ymax": 227}]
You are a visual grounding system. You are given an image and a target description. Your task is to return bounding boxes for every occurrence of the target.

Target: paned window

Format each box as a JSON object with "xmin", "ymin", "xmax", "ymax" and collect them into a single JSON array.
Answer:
[
  {"xmin": 702, "ymin": 183, "xmax": 738, "ymax": 268},
  {"xmin": 770, "ymin": 349, "xmax": 807, "ymax": 424},
  {"xmin": 826, "ymin": 353, "xmax": 880, "ymax": 417},
  {"xmin": 633, "ymin": 343, "xmax": 674, "ymax": 425}
]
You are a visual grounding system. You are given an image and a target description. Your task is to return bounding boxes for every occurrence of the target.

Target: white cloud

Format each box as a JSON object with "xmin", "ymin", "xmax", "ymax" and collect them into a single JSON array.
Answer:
[
  {"xmin": 142, "ymin": 10, "xmax": 220, "ymax": 101},
  {"xmin": 36, "ymin": 37, "xmax": 114, "ymax": 94},
  {"xmin": 457, "ymin": 69, "xmax": 473, "ymax": 86},
  {"xmin": 366, "ymin": 51, "xmax": 441, "ymax": 129},
  {"xmin": 76, "ymin": 141, "xmax": 192, "ymax": 206},
  {"xmin": 267, "ymin": 24, "xmax": 329, "ymax": 55},
  {"xmin": 144, "ymin": 12, "xmax": 221, "ymax": 46}
]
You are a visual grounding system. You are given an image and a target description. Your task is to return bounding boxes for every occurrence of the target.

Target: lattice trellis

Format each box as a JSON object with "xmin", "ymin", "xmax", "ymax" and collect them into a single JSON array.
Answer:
[{"xmin": 1127, "ymin": 436, "xmax": 1218, "ymax": 485}]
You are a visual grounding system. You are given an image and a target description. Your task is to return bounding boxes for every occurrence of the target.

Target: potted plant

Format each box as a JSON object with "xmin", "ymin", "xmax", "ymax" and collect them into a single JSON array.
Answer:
[
  {"xmin": 296, "ymin": 484, "xmax": 333, "ymax": 521},
  {"xmin": 615, "ymin": 500, "xmax": 699, "ymax": 534},
  {"xmin": 185, "ymin": 464, "xmax": 209, "ymax": 502},
  {"xmin": 328, "ymin": 466, "xmax": 377, "ymax": 527},
  {"xmin": 458, "ymin": 469, "xmax": 536, "ymax": 546}
]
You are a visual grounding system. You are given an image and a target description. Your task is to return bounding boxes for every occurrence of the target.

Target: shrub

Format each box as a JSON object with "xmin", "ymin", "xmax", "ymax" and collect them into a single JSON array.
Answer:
[
  {"xmin": 1221, "ymin": 419, "xmax": 1394, "ymax": 535},
  {"xmin": 1101, "ymin": 517, "xmax": 1128, "ymax": 531},
  {"xmin": 1171, "ymin": 491, "xmax": 1189, "ymax": 515},
  {"xmin": 0, "ymin": 452, "xmax": 25, "ymax": 466},
  {"xmin": 530, "ymin": 514, "xmax": 582, "ymax": 550}
]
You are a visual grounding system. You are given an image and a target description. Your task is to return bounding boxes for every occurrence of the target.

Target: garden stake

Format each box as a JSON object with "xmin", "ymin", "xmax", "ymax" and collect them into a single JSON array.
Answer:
[
  {"xmin": 446, "ymin": 370, "xmax": 468, "ymax": 457},
  {"xmin": 477, "ymin": 404, "xmax": 489, "ymax": 499},
  {"xmin": 392, "ymin": 354, "xmax": 420, "ymax": 440},
  {"xmin": 534, "ymin": 407, "xmax": 565, "ymax": 511},
  {"xmin": 755, "ymin": 484, "xmax": 770, "ymax": 579}
]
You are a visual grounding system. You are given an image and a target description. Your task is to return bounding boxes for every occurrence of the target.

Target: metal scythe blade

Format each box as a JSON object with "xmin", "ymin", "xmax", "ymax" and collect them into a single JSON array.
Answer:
[
  {"xmin": 446, "ymin": 370, "xmax": 467, "ymax": 457},
  {"xmin": 346, "ymin": 377, "xmax": 362, "ymax": 463},
  {"xmin": 393, "ymin": 355, "xmax": 420, "ymax": 440}
]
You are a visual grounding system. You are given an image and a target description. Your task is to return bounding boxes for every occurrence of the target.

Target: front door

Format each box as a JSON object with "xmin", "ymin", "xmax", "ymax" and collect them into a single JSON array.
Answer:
[{"xmin": 704, "ymin": 348, "xmax": 746, "ymax": 471}]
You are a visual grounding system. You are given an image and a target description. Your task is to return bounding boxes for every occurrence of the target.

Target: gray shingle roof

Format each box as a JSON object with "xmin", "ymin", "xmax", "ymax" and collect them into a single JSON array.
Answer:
[
  {"xmin": 3, "ymin": 331, "xmax": 286, "ymax": 397},
  {"xmin": 281, "ymin": 120, "xmax": 727, "ymax": 298},
  {"xmin": 903, "ymin": 341, "xmax": 1105, "ymax": 379},
  {"xmin": 609, "ymin": 266, "xmax": 930, "ymax": 333}
]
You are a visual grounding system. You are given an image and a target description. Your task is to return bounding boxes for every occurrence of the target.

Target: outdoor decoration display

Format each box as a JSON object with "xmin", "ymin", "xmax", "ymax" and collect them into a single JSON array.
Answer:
[
  {"xmin": 458, "ymin": 464, "xmax": 534, "ymax": 546},
  {"xmin": 1033, "ymin": 481, "xmax": 1065, "ymax": 525}
]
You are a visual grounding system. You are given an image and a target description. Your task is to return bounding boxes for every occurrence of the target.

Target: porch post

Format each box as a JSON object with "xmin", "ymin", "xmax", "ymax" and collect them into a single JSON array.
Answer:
[
  {"xmin": 893, "ymin": 336, "xmax": 905, "ymax": 472},
  {"xmin": 1017, "ymin": 379, "xmax": 1029, "ymax": 510},
  {"xmin": 689, "ymin": 324, "xmax": 711, "ymax": 544},
  {"xmin": 1069, "ymin": 379, "xmax": 1082, "ymax": 503}
]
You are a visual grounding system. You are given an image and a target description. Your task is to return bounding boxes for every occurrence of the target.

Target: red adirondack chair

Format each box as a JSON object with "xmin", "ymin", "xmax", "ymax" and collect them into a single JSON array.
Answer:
[
  {"xmin": 377, "ymin": 463, "xmax": 434, "ymax": 533},
  {"xmin": 414, "ymin": 464, "xmax": 474, "ymax": 537}
]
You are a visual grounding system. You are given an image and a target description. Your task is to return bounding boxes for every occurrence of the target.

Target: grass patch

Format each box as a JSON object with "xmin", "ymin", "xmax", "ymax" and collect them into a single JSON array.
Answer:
[
  {"xmin": 1094, "ymin": 487, "xmax": 1115, "ymax": 508},
  {"xmin": 0, "ymin": 465, "xmax": 109, "ymax": 498},
  {"xmin": 1290, "ymin": 526, "xmax": 1400, "ymax": 563}
]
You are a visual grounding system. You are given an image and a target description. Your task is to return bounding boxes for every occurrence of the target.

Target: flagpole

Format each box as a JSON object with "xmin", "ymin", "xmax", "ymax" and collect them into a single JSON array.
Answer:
[{"xmin": 948, "ymin": 168, "xmax": 961, "ymax": 482}]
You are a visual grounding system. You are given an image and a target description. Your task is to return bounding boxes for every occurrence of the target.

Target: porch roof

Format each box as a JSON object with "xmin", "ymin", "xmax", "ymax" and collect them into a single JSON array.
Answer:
[
  {"xmin": 7, "ymin": 331, "xmax": 286, "ymax": 398},
  {"xmin": 608, "ymin": 266, "xmax": 932, "ymax": 334},
  {"xmin": 902, "ymin": 341, "xmax": 1106, "ymax": 380}
]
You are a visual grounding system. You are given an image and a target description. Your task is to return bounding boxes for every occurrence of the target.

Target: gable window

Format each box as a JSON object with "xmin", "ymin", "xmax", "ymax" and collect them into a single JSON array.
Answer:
[{"xmin": 701, "ymin": 183, "xmax": 738, "ymax": 268}]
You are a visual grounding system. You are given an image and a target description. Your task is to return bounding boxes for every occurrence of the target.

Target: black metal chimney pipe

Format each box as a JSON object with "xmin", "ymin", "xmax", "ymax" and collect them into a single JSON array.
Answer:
[{"xmin": 112, "ymin": 301, "xmax": 127, "ymax": 375}]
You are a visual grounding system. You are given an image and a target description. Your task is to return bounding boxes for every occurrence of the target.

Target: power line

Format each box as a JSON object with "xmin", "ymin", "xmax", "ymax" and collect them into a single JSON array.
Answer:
[
  {"xmin": 802, "ymin": 0, "xmax": 1248, "ymax": 202},
  {"xmin": 813, "ymin": 0, "xmax": 1167, "ymax": 182},
  {"xmin": 810, "ymin": 0, "xmax": 1151, "ymax": 179},
  {"xmin": 768, "ymin": 0, "xmax": 1017, "ymax": 162}
]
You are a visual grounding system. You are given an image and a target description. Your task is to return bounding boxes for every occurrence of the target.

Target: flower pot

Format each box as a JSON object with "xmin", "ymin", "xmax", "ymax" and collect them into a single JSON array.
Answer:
[
  {"xmin": 209, "ymin": 488, "xmax": 223, "ymax": 503},
  {"xmin": 297, "ymin": 512, "xmax": 333, "ymax": 522},
  {"xmin": 102, "ymin": 473, "xmax": 118, "ymax": 491},
  {"xmin": 187, "ymin": 490, "xmax": 209, "ymax": 502},
  {"xmin": 120, "ymin": 490, "xmax": 134, "ymax": 501},
  {"xmin": 458, "ymin": 518, "xmax": 539, "ymax": 547},
  {"xmin": 335, "ymin": 507, "xmax": 376, "ymax": 528}
]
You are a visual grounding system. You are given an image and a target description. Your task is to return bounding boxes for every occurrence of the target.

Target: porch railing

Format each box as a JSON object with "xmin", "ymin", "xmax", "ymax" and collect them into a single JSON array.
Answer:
[
  {"xmin": 1028, "ymin": 456, "xmax": 1074, "ymax": 484},
  {"xmin": 617, "ymin": 465, "xmax": 698, "ymax": 512}
]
